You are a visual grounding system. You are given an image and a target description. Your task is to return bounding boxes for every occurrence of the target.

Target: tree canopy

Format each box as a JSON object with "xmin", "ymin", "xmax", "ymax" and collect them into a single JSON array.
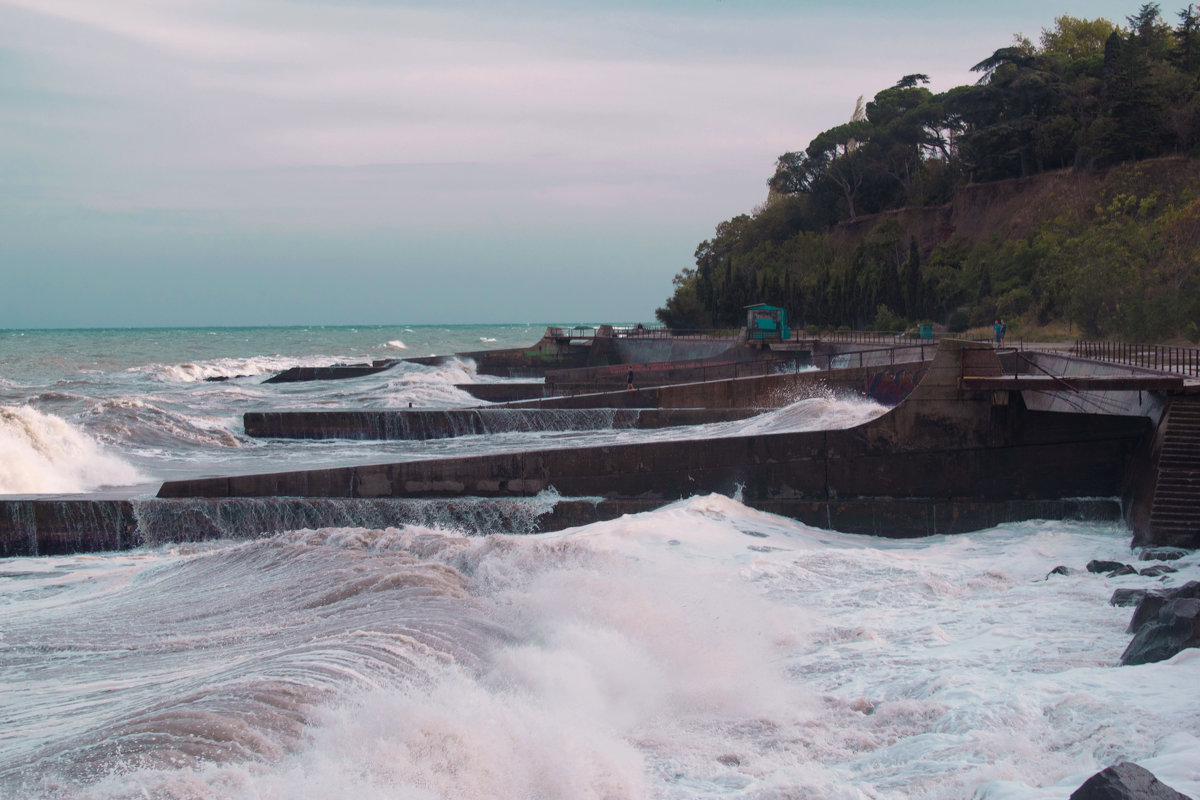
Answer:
[{"xmin": 656, "ymin": 4, "xmax": 1200, "ymax": 342}]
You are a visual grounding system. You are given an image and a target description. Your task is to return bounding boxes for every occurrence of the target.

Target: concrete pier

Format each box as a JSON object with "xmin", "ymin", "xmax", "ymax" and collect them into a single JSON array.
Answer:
[
  {"xmin": 0, "ymin": 494, "xmax": 1123, "ymax": 558},
  {"xmin": 160, "ymin": 342, "xmax": 1152, "ymax": 538},
  {"xmin": 243, "ymin": 408, "xmax": 761, "ymax": 440},
  {"xmin": 7, "ymin": 339, "xmax": 1198, "ymax": 556}
]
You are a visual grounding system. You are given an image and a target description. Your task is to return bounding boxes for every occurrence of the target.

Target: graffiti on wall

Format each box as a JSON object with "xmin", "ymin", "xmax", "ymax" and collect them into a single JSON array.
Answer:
[{"xmin": 867, "ymin": 368, "xmax": 926, "ymax": 406}]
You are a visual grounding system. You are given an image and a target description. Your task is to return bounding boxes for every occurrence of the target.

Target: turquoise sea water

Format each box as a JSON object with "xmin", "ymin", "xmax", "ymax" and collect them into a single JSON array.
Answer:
[{"xmin": 0, "ymin": 324, "xmax": 598, "ymax": 491}]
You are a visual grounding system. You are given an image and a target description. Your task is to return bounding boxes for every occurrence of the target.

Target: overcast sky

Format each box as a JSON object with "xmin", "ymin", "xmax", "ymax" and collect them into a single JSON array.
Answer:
[{"xmin": 0, "ymin": 0, "xmax": 1139, "ymax": 327}]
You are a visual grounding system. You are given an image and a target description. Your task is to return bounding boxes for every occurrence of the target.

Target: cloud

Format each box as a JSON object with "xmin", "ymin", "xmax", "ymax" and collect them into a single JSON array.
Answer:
[{"xmin": 0, "ymin": 0, "xmax": 1142, "ymax": 325}]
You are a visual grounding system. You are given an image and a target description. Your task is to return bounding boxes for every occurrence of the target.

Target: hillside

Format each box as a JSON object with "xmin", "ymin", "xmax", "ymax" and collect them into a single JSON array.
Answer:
[{"xmin": 656, "ymin": 6, "xmax": 1200, "ymax": 342}]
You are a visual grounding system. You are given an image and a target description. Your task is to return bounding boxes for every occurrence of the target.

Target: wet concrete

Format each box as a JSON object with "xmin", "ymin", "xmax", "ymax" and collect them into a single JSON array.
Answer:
[
  {"xmin": 243, "ymin": 408, "xmax": 761, "ymax": 441},
  {"xmin": 159, "ymin": 342, "xmax": 1152, "ymax": 539}
]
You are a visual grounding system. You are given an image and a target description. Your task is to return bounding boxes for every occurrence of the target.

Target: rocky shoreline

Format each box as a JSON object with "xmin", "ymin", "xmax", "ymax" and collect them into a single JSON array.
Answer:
[{"xmin": 1046, "ymin": 546, "xmax": 1197, "ymax": 798}]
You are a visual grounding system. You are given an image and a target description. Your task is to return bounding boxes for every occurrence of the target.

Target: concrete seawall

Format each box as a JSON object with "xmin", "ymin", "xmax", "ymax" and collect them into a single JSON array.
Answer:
[
  {"xmin": 499, "ymin": 359, "xmax": 929, "ymax": 410},
  {"xmin": 159, "ymin": 342, "xmax": 1150, "ymax": 537},
  {"xmin": 10, "ymin": 340, "xmax": 1193, "ymax": 556},
  {"xmin": 243, "ymin": 408, "xmax": 760, "ymax": 440},
  {"xmin": 1, "ymin": 495, "xmax": 1122, "ymax": 558}
]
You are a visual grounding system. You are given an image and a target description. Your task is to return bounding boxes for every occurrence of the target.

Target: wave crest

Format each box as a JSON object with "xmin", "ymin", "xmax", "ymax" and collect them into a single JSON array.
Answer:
[{"xmin": 0, "ymin": 405, "xmax": 146, "ymax": 493}]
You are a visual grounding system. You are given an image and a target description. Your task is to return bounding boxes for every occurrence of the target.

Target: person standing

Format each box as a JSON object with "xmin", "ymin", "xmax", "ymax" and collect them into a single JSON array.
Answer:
[
  {"xmin": 994, "ymin": 320, "xmax": 1003, "ymax": 347},
  {"xmin": 999, "ymin": 319, "xmax": 1007, "ymax": 345},
  {"xmin": 626, "ymin": 368, "xmax": 634, "ymax": 390}
]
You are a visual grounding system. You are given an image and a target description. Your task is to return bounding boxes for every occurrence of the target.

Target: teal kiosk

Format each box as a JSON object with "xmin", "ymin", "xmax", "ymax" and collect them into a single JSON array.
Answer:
[{"xmin": 745, "ymin": 303, "xmax": 790, "ymax": 341}]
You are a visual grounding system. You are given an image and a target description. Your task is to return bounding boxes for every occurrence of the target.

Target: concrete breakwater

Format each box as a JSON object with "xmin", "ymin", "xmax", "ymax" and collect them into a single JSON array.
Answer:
[
  {"xmin": 6, "ymin": 338, "xmax": 1198, "ymax": 555},
  {"xmin": 160, "ymin": 342, "xmax": 1153, "ymax": 539},
  {"xmin": 243, "ymin": 408, "xmax": 761, "ymax": 441},
  {"xmin": 0, "ymin": 494, "xmax": 1122, "ymax": 558},
  {"xmin": 0, "ymin": 496, "xmax": 660, "ymax": 557}
]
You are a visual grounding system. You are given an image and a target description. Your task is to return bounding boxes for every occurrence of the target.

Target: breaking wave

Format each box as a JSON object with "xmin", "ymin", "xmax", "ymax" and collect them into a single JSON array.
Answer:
[
  {"xmin": 0, "ymin": 405, "xmax": 146, "ymax": 493},
  {"xmin": 135, "ymin": 356, "xmax": 323, "ymax": 383}
]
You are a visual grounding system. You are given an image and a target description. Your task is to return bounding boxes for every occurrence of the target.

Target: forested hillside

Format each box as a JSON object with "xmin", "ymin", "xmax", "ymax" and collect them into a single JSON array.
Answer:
[{"xmin": 656, "ymin": 4, "xmax": 1200, "ymax": 341}]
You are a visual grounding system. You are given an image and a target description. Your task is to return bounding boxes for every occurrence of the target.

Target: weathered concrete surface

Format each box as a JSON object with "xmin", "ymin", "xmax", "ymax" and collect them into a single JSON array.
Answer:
[
  {"xmin": 499, "ymin": 360, "xmax": 930, "ymax": 411},
  {"xmin": 243, "ymin": 408, "xmax": 761, "ymax": 440},
  {"xmin": 264, "ymin": 361, "xmax": 399, "ymax": 384},
  {"xmin": 1127, "ymin": 395, "xmax": 1200, "ymax": 549},
  {"xmin": 455, "ymin": 383, "xmax": 546, "ymax": 403},
  {"xmin": 404, "ymin": 338, "xmax": 593, "ymax": 378},
  {"xmin": 0, "ymin": 495, "xmax": 1121, "ymax": 557},
  {"xmin": 158, "ymin": 342, "xmax": 1151, "ymax": 538},
  {"xmin": 0, "ymin": 496, "xmax": 605, "ymax": 556},
  {"xmin": 545, "ymin": 347, "xmax": 803, "ymax": 393}
]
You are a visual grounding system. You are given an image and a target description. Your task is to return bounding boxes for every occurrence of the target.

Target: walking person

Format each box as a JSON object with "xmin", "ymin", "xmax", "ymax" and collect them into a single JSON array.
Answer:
[
  {"xmin": 626, "ymin": 368, "xmax": 634, "ymax": 391},
  {"xmin": 993, "ymin": 319, "xmax": 1003, "ymax": 347}
]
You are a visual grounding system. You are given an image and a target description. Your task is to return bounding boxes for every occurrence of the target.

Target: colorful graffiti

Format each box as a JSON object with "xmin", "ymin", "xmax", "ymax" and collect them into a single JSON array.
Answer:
[{"xmin": 867, "ymin": 368, "xmax": 926, "ymax": 406}]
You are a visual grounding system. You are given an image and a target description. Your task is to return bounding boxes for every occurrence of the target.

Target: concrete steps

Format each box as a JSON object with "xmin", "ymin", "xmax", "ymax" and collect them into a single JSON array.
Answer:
[{"xmin": 1149, "ymin": 396, "xmax": 1200, "ymax": 540}]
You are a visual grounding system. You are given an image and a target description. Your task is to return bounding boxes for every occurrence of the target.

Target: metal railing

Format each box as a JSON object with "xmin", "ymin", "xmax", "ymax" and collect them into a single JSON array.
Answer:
[
  {"xmin": 812, "ymin": 343, "xmax": 935, "ymax": 370},
  {"xmin": 611, "ymin": 325, "xmax": 742, "ymax": 340},
  {"xmin": 1073, "ymin": 341, "xmax": 1200, "ymax": 377}
]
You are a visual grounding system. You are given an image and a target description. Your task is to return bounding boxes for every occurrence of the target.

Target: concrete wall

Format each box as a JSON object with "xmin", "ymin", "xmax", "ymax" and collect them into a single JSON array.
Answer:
[
  {"xmin": 1022, "ymin": 352, "xmax": 1169, "ymax": 420},
  {"xmin": 0, "ymin": 494, "xmax": 1124, "ymax": 557},
  {"xmin": 242, "ymin": 408, "xmax": 759, "ymax": 441},
  {"xmin": 501, "ymin": 360, "xmax": 928, "ymax": 411},
  {"xmin": 158, "ymin": 342, "xmax": 1149, "ymax": 538},
  {"xmin": 612, "ymin": 337, "xmax": 740, "ymax": 364}
]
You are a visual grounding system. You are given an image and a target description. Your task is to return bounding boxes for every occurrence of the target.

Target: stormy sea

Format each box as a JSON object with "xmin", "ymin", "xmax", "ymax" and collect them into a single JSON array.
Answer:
[{"xmin": 1, "ymin": 325, "xmax": 1197, "ymax": 799}]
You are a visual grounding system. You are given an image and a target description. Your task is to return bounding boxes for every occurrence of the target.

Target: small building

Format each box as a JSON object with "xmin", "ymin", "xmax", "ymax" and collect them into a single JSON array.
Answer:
[{"xmin": 745, "ymin": 303, "xmax": 790, "ymax": 341}]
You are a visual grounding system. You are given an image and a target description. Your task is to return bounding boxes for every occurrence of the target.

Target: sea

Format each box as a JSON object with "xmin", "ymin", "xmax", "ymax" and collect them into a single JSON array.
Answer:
[{"xmin": 0, "ymin": 324, "xmax": 1197, "ymax": 800}]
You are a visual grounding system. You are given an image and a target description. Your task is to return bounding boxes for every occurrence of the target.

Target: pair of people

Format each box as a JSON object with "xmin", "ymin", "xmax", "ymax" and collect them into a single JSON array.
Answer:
[{"xmin": 993, "ymin": 319, "xmax": 1007, "ymax": 346}]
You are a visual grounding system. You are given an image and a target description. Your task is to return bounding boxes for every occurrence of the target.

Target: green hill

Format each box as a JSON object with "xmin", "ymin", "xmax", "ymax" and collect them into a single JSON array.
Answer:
[{"xmin": 657, "ymin": 5, "xmax": 1200, "ymax": 342}]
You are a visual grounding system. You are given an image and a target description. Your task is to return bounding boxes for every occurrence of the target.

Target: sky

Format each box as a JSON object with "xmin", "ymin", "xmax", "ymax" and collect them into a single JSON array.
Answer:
[{"xmin": 0, "ymin": 0, "xmax": 1143, "ymax": 328}]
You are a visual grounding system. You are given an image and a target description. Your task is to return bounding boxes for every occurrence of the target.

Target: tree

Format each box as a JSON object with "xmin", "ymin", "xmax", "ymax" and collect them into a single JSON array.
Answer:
[
  {"xmin": 952, "ymin": 46, "xmax": 1069, "ymax": 178},
  {"xmin": 1128, "ymin": 2, "xmax": 1173, "ymax": 58},
  {"xmin": 767, "ymin": 151, "xmax": 819, "ymax": 198},
  {"xmin": 1040, "ymin": 15, "xmax": 1121, "ymax": 58},
  {"xmin": 902, "ymin": 237, "xmax": 923, "ymax": 319},
  {"xmin": 806, "ymin": 121, "xmax": 872, "ymax": 220},
  {"xmin": 1175, "ymin": 4, "xmax": 1200, "ymax": 74}
]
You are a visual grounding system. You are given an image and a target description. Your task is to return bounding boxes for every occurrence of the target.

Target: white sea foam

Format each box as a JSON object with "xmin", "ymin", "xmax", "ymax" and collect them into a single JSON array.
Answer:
[
  {"xmin": 379, "ymin": 358, "xmax": 485, "ymax": 408},
  {"xmin": 4, "ymin": 501, "xmax": 1198, "ymax": 799},
  {"xmin": 724, "ymin": 393, "xmax": 889, "ymax": 435},
  {"xmin": 382, "ymin": 340, "xmax": 408, "ymax": 350},
  {"xmin": 84, "ymin": 397, "xmax": 244, "ymax": 450},
  {"xmin": 135, "ymin": 354, "xmax": 350, "ymax": 383},
  {"xmin": 0, "ymin": 405, "xmax": 146, "ymax": 493}
]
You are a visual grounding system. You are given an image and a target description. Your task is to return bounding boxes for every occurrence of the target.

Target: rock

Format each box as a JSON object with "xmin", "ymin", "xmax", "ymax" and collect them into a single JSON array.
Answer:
[
  {"xmin": 1108, "ymin": 564, "xmax": 1138, "ymax": 577},
  {"xmin": 1127, "ymin": 582, "xmax": 1200, "ymax": 634},
  {"xmin": 1110, "ymin": 588, "xmax": 1147, "ymax": 607},
  {"xmin": 1088, "ymin": 560, "xmax": 1130, "ymax": 574},
  {"xmin": 1047, "ymin": 565, "xmax": 1073, "ymax": 578},
  {"xmin": 1138, "ymin": 547, "xmax": 1190, "ymax": 562},
  {"xmin": 1120, "ymin": 597, "xmax": 1200, "ymax": 666},
  {"xmin": 1140, "ymin": 565, "xmax": 1179, "ymax": 577},
  {"xmin": 1069, "ymin": 761, "xmax": 1192, "ymax": 800}
]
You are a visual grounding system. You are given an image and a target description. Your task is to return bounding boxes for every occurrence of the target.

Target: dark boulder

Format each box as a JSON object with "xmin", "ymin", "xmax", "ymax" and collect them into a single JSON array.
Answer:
[
  {"xmin": 1110, "ymin": 588, "xmax": 1147, "ymax": 607},
  {"xmin": 1139, "ymin": 565, "xmax": 1178, "ymax": 578},
  {"xmin": 1120, "ymin": 597, "xmax": 1200, "ymax": 666},
  {"xmin": 1069, "ymin": 761, "xmax": 1192, "ymax": 800},
  {"xmin": 1047, "ymin": 565, "xmax": 1073, "ymax": 578},
  {"xmin": 1138, "ymin": 547, "xmax": 1190, "ymax": 562},
  {"xmin": 1088, "ymin": 560, "xmax": 1130, "ymax": 574},
  {"xmin": 1127, "ymin": 582, "xmax": 1200, "ymax": 634},
  {"xmin": 1108, "ymin": 564, "xmax": 1138, "ymax": 577}
]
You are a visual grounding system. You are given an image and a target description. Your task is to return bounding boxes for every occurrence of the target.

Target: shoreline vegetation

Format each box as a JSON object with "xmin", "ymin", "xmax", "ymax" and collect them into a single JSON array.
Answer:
[{"xmin": 657, "ymin": 4, "xmax": 1200, "ymax": 344}]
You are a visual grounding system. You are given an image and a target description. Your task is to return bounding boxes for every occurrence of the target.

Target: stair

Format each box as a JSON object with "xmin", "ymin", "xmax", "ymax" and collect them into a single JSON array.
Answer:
[{"xmin": 1149, "ymin": 396, "xmax": 1200, "ymax": 543}]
